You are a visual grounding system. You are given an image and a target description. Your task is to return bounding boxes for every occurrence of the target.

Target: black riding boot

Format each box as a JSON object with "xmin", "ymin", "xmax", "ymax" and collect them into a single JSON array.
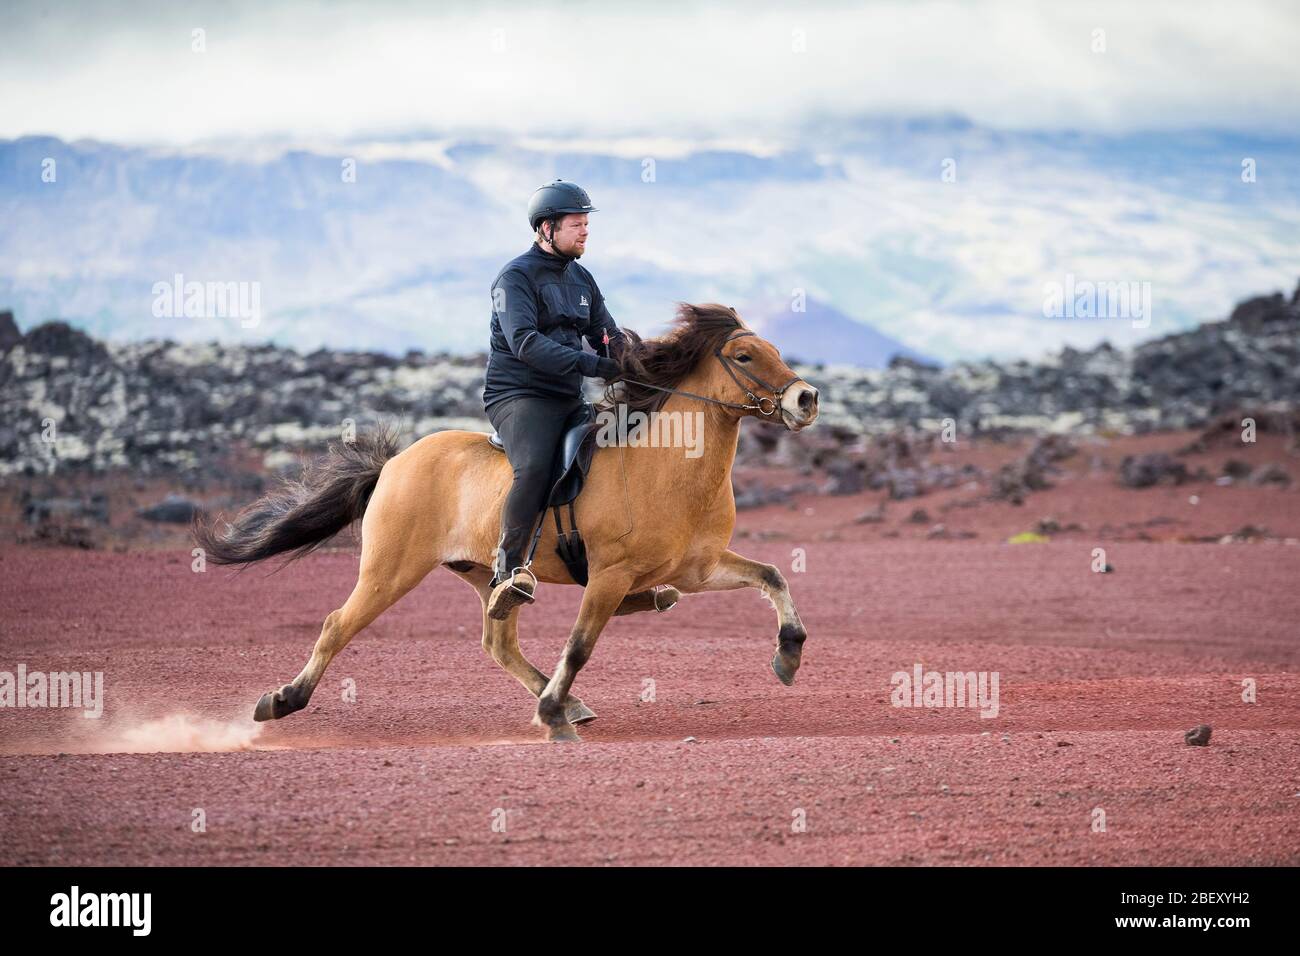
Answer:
[{"xmin": 489, "ymin": 521, "xmax": 540, "ymax": 589}]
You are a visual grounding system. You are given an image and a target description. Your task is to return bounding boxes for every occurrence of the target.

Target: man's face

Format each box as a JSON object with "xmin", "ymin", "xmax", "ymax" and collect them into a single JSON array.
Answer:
[{"xmin": 544, "ymin": 213, "xmax": 588, "ymax": 257}]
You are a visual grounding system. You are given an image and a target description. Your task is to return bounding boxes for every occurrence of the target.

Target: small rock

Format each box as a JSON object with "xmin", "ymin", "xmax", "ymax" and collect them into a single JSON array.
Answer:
[
  {"xmin": 1184, "ymin": 724, "xmax": 1212, "ymax": 746},
  {"xmin": 1249, "ymin": 463, "xmax": 1291, "ymax": 487},
  {"xmin": 1119, "ymin": 453, "xmax": 1188, "ymax": 489},
  {"xmin": 137, "ymin": 495, "xmax": 203, "ymax": 524},
  {"xmin": 854, "ymin": 504, "xmax": 886, "ymax": 524}
]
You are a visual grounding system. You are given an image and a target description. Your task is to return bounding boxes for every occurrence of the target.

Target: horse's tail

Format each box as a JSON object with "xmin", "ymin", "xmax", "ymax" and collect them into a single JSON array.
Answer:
[{"xmin": 191, "ymin": 423, "xmax": 402, "ymax": 568}]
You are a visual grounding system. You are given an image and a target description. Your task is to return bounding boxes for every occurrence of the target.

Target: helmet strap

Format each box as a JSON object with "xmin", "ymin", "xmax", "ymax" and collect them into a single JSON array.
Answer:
[{"xmin": 542, "ymin": 217, "xmax": 577, "ymax": 261}]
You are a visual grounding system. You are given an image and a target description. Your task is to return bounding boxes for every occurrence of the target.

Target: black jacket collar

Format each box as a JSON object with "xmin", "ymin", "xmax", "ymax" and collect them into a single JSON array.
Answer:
[{"xmin": 529, "ymin": 241, "xmax": 573, "ymax": 271}]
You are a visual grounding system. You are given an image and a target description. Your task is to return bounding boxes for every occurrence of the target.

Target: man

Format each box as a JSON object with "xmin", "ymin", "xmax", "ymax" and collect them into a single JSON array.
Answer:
[{"xmin": 482, "ymin": 179, "xmax": 624, "ymax": 619}]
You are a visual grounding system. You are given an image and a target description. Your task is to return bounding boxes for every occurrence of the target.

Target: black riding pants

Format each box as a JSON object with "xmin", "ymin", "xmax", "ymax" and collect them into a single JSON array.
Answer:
[{"xmin": 486, "ymin": 394, "xmax": 592, "ymax": 582}]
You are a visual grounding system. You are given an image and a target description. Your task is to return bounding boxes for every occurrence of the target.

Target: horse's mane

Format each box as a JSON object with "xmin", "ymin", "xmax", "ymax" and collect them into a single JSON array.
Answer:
[{"xmin": 596, "ymin": 303, "xmax": 745, "ymax": 416}]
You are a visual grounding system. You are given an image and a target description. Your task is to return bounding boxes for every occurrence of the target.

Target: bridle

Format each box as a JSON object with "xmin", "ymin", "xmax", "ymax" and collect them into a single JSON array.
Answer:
[{"xmin": 608, "ymin": 330, "xmax": 804, "ymax": 418}]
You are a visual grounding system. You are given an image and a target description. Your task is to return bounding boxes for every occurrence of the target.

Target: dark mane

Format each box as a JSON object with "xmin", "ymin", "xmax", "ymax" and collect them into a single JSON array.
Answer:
[{"xmin": 597, "ymin": 303, "xmax": 744, "ymax": 416}]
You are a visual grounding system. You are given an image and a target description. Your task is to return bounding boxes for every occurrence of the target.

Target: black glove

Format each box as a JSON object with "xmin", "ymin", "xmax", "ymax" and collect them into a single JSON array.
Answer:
[{"xmin": 594, "ymin": 357, "xmax": 622, "ymax": 382}]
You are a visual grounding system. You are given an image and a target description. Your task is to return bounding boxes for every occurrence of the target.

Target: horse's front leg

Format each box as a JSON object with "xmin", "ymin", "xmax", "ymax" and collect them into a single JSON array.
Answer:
[{"xmin": 678, "ymin": 549, "xmax": 808, "ymax": 685}]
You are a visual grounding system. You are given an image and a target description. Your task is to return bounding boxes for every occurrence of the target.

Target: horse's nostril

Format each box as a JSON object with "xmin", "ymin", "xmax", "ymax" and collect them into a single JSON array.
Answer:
[{"xmin": 798, "ymin": 389, "xmax": 816, "ymax": 413}]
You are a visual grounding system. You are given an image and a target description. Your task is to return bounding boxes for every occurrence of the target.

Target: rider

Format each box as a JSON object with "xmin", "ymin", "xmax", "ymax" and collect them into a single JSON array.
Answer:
[{"xmin": 483, "ymin": 179, "xmax": 624, "ymax": 619}]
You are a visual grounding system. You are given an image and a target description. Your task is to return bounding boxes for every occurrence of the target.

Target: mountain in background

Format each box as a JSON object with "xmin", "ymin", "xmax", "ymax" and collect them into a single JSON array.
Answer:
[
  {"xmin": 739, "ymin": 296, "xmax": 938, "ymax": 368},
  {"xmin": 2, "ymin": 119, "xmax": 1298, "ymax": 363}
]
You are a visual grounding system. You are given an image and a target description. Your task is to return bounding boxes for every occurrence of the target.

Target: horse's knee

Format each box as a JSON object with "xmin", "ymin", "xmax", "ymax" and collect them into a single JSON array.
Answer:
[{"xmin": 760, "ymin": 563, "xmax": 787, "ymax": 593}]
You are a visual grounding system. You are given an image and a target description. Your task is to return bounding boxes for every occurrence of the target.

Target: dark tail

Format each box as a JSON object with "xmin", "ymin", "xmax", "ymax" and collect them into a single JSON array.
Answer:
[{"xmin": 191, "ymin": 423, "xmax": 402, "ymax": 568}]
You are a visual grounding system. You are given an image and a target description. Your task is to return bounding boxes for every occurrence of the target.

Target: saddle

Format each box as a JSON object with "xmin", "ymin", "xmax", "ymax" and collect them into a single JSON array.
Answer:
[{"xmin": 487, "ymin": 402, "xmax": 600, "ymax": 585}]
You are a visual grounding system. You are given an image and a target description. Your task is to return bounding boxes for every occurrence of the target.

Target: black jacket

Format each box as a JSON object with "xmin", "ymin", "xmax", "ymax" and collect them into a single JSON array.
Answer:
[{"xmin": 483, "ymin": 242, "xmax": 623, "ymax": 409}]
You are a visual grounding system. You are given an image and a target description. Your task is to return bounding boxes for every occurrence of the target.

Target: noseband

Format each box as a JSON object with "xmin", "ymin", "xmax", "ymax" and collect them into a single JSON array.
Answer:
[{"xmin": 609, "ymin": 330, "xmax": 804, "ymax": 417}]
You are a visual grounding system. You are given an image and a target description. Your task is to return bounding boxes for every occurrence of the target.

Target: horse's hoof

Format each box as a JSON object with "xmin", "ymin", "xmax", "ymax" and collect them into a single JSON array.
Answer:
[
  {"xmin": 253, "ymin": 684, "xmax": 304, "ymax": 721},
  {"xmin": 653, "ymin": 586, "xmax": 680, "ymax": 612},
  {"xmin": 614, "ymin": 586, "xmax": 680, "ymax": 617},
  {"xmin": 547, "ymin": 724, "xmax": 582, "ymax": 743},
  {"xmin": 253, "ymin": 691, "xmax": 279, "ymax": 722},
  {"xmin": 565, "ymin": 698, "xmax": 598, "ymax": 724},
  {"xmin": 771, "ymin": 652, "xmax": 799, "ymax": 687}
]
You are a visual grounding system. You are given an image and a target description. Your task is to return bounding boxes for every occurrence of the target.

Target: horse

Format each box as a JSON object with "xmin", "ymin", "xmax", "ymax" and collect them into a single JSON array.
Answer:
[{"xmin": 191, "ymin": 303, "xmax": 821, "ymax": 742}]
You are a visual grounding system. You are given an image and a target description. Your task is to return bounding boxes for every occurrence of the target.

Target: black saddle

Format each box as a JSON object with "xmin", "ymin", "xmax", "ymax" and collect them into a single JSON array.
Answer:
[{"xmin": 487, "ymin": 403, "xmax": 601, "ymax": 585}]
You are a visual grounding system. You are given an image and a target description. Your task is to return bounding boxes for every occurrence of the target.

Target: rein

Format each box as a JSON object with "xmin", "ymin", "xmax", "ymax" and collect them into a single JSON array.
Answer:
[{"xmin": 605, "ymin": 331, "xmax": 802, "ymax": 418}]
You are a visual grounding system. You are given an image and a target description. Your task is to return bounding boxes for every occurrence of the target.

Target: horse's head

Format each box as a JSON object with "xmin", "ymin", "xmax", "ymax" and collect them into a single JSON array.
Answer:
[
  {"xmin": 710, "ymin": 313, "xmax": 819, "ymax": 431},
  {"xmin": 608, "ymin": 303, "xmax": 819, "ymax": 431}
]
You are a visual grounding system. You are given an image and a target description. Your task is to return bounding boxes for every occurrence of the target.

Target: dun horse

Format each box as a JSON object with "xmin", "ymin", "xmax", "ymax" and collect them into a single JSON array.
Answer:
[{"xmin": 192, "ymin": 304, "xmax": 820, "ymax": 741}]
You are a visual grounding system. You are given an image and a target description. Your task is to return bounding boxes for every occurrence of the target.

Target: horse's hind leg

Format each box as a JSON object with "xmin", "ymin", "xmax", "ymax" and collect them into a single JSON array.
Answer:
[
  {"xmin": 443, "ymin": 562, "xmax": 597, "ymax": 725},
  {"xmin": 253, "ymin": 556, "xmax": 431, "ymax": 722},
  {"xmin": 677, "ymin": 549, "xmax": 808, "ymax": 686}
]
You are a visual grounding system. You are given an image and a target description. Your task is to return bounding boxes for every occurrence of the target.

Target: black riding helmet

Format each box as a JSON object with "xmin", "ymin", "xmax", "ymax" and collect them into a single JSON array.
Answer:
[{"xmin": 528, "ymin": 179, "xmax": 597, "ymax": 260}]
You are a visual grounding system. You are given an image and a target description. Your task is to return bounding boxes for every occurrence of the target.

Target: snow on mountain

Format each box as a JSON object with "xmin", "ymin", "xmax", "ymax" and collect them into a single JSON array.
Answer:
[{"xmin": 2, "ymin": 119, "xmax": 1297, "ymax": 363}]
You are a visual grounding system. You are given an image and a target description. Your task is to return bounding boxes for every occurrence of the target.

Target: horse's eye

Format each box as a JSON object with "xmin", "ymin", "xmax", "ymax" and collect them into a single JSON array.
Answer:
[{"xmin": 736, "ymin": 353, "xmax": 751, "ymax": 363}]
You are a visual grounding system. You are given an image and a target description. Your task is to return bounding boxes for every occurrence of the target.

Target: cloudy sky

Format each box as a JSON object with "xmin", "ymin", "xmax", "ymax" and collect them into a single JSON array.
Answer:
[
  {"xmin": 3, "ymin": 1, "xmax": 1297, "ymax": 363},
  {"xmin": 4, "ymin": 0, "xmax": 1299, "ymax": 144}
]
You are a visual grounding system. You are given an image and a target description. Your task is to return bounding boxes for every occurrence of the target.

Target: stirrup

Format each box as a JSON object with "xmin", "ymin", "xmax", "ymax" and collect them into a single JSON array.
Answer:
[
  {"xmin": 487, "ymin": 565, "xmax": 537, "ymax": 621},
  {"xmin": 505, "ymin": 565, "xmax": 538, "ymax": 601}
]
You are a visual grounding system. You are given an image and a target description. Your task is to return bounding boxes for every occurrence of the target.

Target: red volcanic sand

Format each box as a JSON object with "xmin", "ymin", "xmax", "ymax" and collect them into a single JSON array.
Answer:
[{"xmin": 2, "ymin": 438, "xmax": 1300, "ymax": 865}]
